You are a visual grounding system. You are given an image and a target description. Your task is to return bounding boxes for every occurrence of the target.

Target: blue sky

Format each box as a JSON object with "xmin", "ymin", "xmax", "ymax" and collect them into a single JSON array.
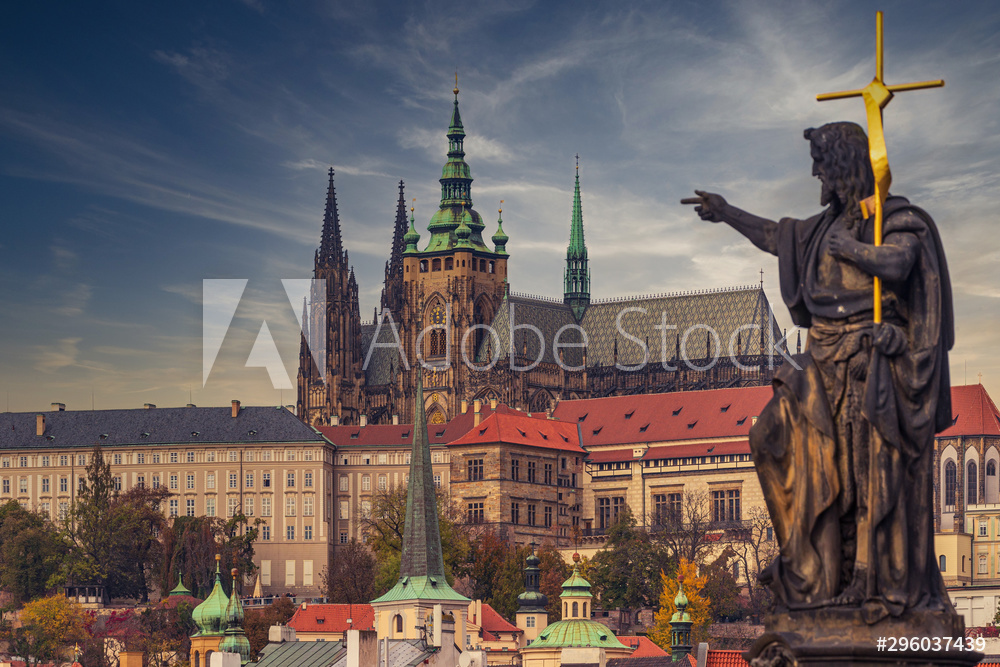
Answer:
[{"xmin": 1, "ymin": 0, "xmax": 998, "ymax": 411}]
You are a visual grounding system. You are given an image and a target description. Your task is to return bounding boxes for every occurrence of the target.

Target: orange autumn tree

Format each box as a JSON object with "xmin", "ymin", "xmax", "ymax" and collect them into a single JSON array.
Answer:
[
  {"xmin": 11, "ymin": 594, "xmax": 87, "ymax": 665},
  {"xmin": 649, "ymin": 558, "xmax": 711, "ymax": 651}
]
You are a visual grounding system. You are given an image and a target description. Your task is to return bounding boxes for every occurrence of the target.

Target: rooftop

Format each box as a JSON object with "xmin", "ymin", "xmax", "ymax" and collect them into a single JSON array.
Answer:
[
  {"xmin": 287, "ymin": 603, "xmax": 375, "ymax": 634},
  {"xmin": 449, "ymin": 410, "xmax": 584, "ymax": 453},
  {"xmin": 939, "ymin": 384, "xmax": 1000, "ymax": 437}
]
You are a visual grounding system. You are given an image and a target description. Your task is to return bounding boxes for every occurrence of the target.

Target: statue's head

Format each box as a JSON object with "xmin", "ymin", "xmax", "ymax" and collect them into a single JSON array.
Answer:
[{"xmin": 804, "ymin": 122, "xmax": 874, "ymax": 223}]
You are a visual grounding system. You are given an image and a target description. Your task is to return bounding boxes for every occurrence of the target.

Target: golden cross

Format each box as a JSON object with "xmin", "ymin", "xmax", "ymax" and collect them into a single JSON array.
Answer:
[{"xmin": 817, "ymin": 11, "xmax": 943, "ymax": 323}]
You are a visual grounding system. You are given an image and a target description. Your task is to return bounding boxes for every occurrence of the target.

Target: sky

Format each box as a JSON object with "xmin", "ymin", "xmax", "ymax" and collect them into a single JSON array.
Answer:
[{"xmin": 1, "ymin": 0, "xmax": 998, "ymax": 412}]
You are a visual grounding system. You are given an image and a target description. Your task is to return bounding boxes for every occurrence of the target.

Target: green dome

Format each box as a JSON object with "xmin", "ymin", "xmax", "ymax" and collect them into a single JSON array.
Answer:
[
  {"xmin": 191, "ymin": 557, "xmax": 230, "ymax": 637},
  {"xmin": 219, "ymin": 569, "xmax": 252, "ymax": 664},
  {"xmin": 560, "ymin": 570, "xmax": 593, "ymax": 599},
  {"xmin": 169, "ymin": 572, "xmax": 192, "ymax": 597},
  {"xmin": 403, "ymin": 209, "xmax": 420, "ymax": 254},
  {"xmin": 526, "ymin": 618, "xmax": 630, "ymax": 651},
  {"xmin": 492, "ymin": 211, "xmax": 509, "ymax": 255}
]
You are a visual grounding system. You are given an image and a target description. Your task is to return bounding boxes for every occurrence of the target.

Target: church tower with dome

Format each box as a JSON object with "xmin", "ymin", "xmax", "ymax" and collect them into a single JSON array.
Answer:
[{"xmin": 190, "ymin": 555, "xmax": 230, "ymax": 667}]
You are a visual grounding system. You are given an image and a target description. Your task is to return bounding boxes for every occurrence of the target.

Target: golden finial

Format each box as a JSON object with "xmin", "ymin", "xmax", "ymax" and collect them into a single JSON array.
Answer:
[
  {"xmin": 411, "ymin": 197, "xmax": 416, "ymax": 214},
  {"xmin": 499, "ymin": 199, "xmax": 504, "ymax": 214},
  {"xmin": 453, "ymin": 71, "xmax": 459, "ymax": 97},
  {"xmin": 215, "ymin": 553, "xmax": 221, "ymax": 562}
]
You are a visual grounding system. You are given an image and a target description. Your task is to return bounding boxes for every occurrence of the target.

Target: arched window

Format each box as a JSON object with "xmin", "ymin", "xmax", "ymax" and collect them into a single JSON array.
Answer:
[
  {"xmin": 395, "ymin": 614, "xmax": 403, "ymax": 634},
  {"xmin": 969, "ymin": 461, "xmax": 979, "ymax": 505},
  {"xmin": 445, "ymin": 257, "xmax": 453, "ymax": 270},
  {"xmin": 419, "ymin": 260, "xmax": 428, "ymax": 273},
  {"xmin": 989, "ymin": 461, "xmax": 997, "ymax": 477},
  {"xmin": 945, "ymin": 460, "xmax": 957, "ymax": 507},
  {"xmin": 563, "ymin": 602, "xmax": 567, "ymax": 617},
  {"xmin": 432, "ymin": 258, "xmax": 442, "ymax": 271},
  {"xmin": 572, "ymin": 601, "xmax": 578, "ymax": 618},
  {"xmin": 939, "ymin": 555, "xmax": 946, "ymax": 571},
  {"xmin": 194, "ymin": 652, "xmax": 200, "ymax": 667},
  {"xmin": 488, "ymin": 261, "xmax": 495, "ymax": 273},
  {"xmin": 480, "ymin": 259, "xmax": 487, "ymax": 272},
  {"xmin": 583, "ymin": 602, "xmax": 588, "ymax": 617}
]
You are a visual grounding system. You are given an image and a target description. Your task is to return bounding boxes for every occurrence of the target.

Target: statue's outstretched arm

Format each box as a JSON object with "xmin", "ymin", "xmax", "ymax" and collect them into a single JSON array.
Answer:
[
  {"xmin": 828, "ymin": 229, "xmax": 918, "ymax": 282},
  {"xmin": 682, "ymin": 190, "xmax": 778, "ymax": 256}
]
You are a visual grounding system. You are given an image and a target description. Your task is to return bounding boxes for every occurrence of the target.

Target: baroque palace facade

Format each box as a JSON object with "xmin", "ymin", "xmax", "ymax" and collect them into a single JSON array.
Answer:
[{"xmin": 296, "ymin": 83, "xmax": 789, "ymax": 428}]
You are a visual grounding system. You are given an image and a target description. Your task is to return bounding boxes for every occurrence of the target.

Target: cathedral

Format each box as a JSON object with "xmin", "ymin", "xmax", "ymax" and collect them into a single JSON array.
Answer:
[{"xmin": 297, "ymin": 83, "xmax": 787, "ymax": 427}]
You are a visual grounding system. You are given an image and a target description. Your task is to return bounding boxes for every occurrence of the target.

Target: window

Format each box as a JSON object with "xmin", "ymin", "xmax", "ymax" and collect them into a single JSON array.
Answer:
[
  {"xmin": 362, "ymin": 475, "xmax": 371, "ymax": 491},
  {"xmin": 340, "ymin": 531, "xmax": 349, "ymax": 544},
  {"xmin": 339, "ymin": 476, "xmax": 348, "ymax": 492},
  {"xmin": 246, "ymin": 473, "xmax": 254, "ymax": 489},
  {"xmin": 287, "ymin": 472, "xmax": 295, "ymax": 487},
  {"xmin": 527, "ymin": 461, "xmax": 536, "ymax": 483},
  {"xmin": 207, "ymin": 473, "xmax": 215, "ymax": 489},
  {"xmin": 527, "ymin": 504, "xmax": 536, "ymax": 526},
  {"xmin": 286, "ymin": 451, "xmax": 296, "ymax": 462},
  {"xmin": 112, "ymin": 454, "xmax": 122, "ymax": 465},
  {"xmin": 169, "ymin": 499, "xmax": 178, "ymax": 517},
  {"xmin": 434, "ymin": 474, "xmax": 442, "ymax": 488},
  {"xmin": 42, "ymin": 456, "xmax": 50, "ymax": 467},
  {"xmin": 59, "ymin": 502, "xmax": 68, "ymax": 521},
  {"xmin": 77, "ymin": 455, "xmax": 86, "ymax": 466},
  {"xmin": 226, "ymin": 473, "xmax": 237, "ymax": 489},
  {"xmin": 339, "ymin": 499, "xmax": 349, "ymax": 519},
  {"xmin": 187, "ymin": 452, "xmax": 195, "ymax": 463},
  {"xmin": 468, "ymin": 459, "xmax": 484, "ymax": 481},
  {"xmin": 170, "ymin": 475, "xmax": 178, "ymax": 490},
  {"xmin": 511, "ymin": 503, "xmax": 520, "ymax": 524},
  {"xmin": 187, "ymin": 474, "xmax": 195, "ymax": 490},
  {"xmin": 262, "ymin": 525, "xmax": 270, "ymax": 541},
  {"xmin": 766, "ymin": 526, "xmax": 774, "ymax": 541},
  {"xmin": 206, "ymin": 497, "xmax": 216, "ymax": 517},
  {"xmin": 262, "ymin": 450, "xmax": 272, "ymax": 461},
  {"xmin": 186, "ymin": 499, "xmax": 196, "ymax": 517},
  {"xmin": 261, "ymin": 496, "xmax": 272, "ymax": 517},
  {"xmin": 1, "ymin": 479, "xmax": 8, "ymax": 494},
  {"xmin": 304, "ymin": 496, "xmax": 314, "ymax": 516},
  {"xmin": 378, "ymin": 453, "xmax": 387, "ymax": 465},
  {"xmin": 136, "ymin": 453, "xmax": 145, "ymax": 464},
  {"xmin": 228, "ymin": 451, "xmax": 238, "ymax": 462},
  {"xmin": 245, "ymin": 496, "xmax": 254, "ymax": 516},
  {"xmin": 304, "ymin": 524, "xmax": 313, "ymax": 540},
  {"xmin": 151, "ymin": 475, "xmax": 160, "ymax": 489},
  {"xmin": 245, "ymin": 451, "xmax": 254, "ymax": 462},
  {"xmin": 170, "ymin": 452, "xmax": 178, "ymax": 464},
  {"xmin": 304, "ymin": 450, "xmax": 314, "ymax": 461},
  {"xmin": 227, "ymin": 497, "xmax": 238, "ymax": 517},
  {"xmin": 305, "ymin": 472, "xmax": 313, "ymax": 488},
  {"xmin": 206, "ymin": 451, "xmax": 216, "ymax": 462},
  {"xmin": 526, "ymin": 616, "xmax": 535, "ymax": 628},
  {"xmin": 42, "ymin": 478, "xmax": 50, "ymax": 493},
  {"xmin": 112, "ymin": 477, "xmax": 121, "ymax": 492},
  {"xmin": 467, "ymin": 502, "xmax": 484, "ymax": 523},
  {"xmin": 945, "ymin": 460, "xmax": 957, "ymax": 508},
  {"xmin": 152, "ymin": 453, "xmax": 160, "ymax": 464},
  {"xmin": 377, "ymin": 475, "xmax": 387, "ymax": 491},
  {"xmin": 544, "ymin": 506, "xmax": 553, "ymax": 527},
  {"xmin": 969, "ymin": 461, "xmax": 979, "ymax": 505},
  {"xmin": 286, "ymin": 525, "xmax": 295, "ymax": 540},
  {"xmin": 361, "ymin": 499, "xmax": 372, "ymax": 518},
  {"xmin": 713, "ymin": 489, "xmax": 741, "ymax": 523},
  {"xmin": 980, "ymin": 555, "xmax": 988, "ymax": 575},
  {"xmin": 544, "ymin": 463, "xmax": 553, "ymax": 485},
  {"xmin": 420, "ymin": 259, "xmax": 428, "ymax": 272},
  {"xmin": 286, "ymin": 496, "xmax": 296, "ymax": 516},
  {"xmin": 990, "ymin": 461, "xmax": 998, "ymax": 477},
  {"xmin": 511, "ymin": 459, "xmax": 520, "ymax": 481},
  {"xmin": 59, "ymin": 455, "xmax": 68, "ymax": 466},
  {"xmin": 263, "ymin": 472, "xmax": 271, "ymax": 488},
  {"xmin": 40, "ymin": 501, "xmax": 50, "ymax": 515},
  {"xmin": 981, "ymin": 520, "xmax": 989, "ymax": 537}
]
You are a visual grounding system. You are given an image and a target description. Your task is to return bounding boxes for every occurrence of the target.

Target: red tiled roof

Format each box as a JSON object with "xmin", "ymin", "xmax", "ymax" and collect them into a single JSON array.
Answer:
[
  {"xmin": 618, "ymin": 636, "xmax": 668, "ymax": 657},
  {"xmin": 939, "ymin": 385, "xmax": 1000, "ymax": 437},
  {"xmin": 642, "ymin": 439, "xmax": 750, "ymax": 461},
  {"xmin": 287, "ymin": 603, "xmax": 375, "ymax": 633},
  {"xmin": 319, "ymin": 404, "xmax": 529, "ymax": 447},
  {"xmin": 586, "ymin": 448, "xmax": 640, "ymax": 463},
  {"xmin": 449, "ymin": 411, "xmax": 584, "ymax": 453},
  {"xmin": 479, "ymin": 603, "xmax": 521, "ymax": 635},
  {"xmin": 705, "ymin": 649, "xmax": 751, "ymax": 666},
  {"xmin": 552, "ymin": 386, "xmax": 773, "ymax": 446}
]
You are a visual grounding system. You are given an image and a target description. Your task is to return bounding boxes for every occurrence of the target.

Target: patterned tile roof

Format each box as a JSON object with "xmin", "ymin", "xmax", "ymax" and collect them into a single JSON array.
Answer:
[
  {"xmin": 449, "ymin": 411, "xmax": 584, "ymax": 453},
  {"xmin": 704, "ymin": 649, "xmax": 751, "ymax": 666},
  {"xmin": 287, "ymin": 603, "xmax": 375, "ymax": 633},
  {"xmin": 477, "ymin": 603, "xmax": 521, "ymax": 635},
  {"xmin": 551, "ymin": 385, "xmax": 773, "ymax": 447},
  {"xmin": 939, "ymin": 384, "xmax": 1000, "ymax": 437},
  {"xmin": 254, "ymin": 638, "xmax": 345, "ymax": 667},
  {"xmin": 617, "ymin": 635, "xmax": 669, "ymax": 657},
  {"xmin": 0, "ymin": 405, "xmax": 326, "ymax": 451}
]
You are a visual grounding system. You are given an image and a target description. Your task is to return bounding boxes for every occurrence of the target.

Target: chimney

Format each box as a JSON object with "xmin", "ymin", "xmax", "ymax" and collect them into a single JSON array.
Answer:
[
  {"xmin": 36, "ymin": 414, "xmax": 45, "ymax": 436},
  {"xmin": 473, "ymin": 400, "xmax": 482, "ymax": 427},
  {"xmin": 231, "ymin": 400, "xmax": 240, "ymax": 418},
  {"xmin": 331, "ymin": 414, "xmax": 339, "ymax": 426},
  {"xmin": 490, "ymin": 398, "xmax": 497, "ymax": 410},
  {"xmin": 51, "ymin": 402, "xmax": 65, "ymax": 412},
  {"xmin": 392, "ymin": 414, "xmax": 399, "ymax": 425},
  {"xmin": 144, "ymin": 403, "xmax": 156, "ymax": 409},
  {"xmin": 360, "ymin": 414, "xmax": 368, "ymax": 427},
  {"xmin": 461, "ymin": 400, "xmax": 468, "ymax": 414}
]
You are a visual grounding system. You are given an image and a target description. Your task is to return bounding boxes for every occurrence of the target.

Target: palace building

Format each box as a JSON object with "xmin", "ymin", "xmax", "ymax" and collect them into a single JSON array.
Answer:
[{"xmin": 296, "ymin": 83, "xmax": 789, "ymax": 428}]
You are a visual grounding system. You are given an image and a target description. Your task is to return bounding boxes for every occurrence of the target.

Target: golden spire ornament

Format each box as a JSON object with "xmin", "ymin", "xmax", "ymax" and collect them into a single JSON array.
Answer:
[{"xmin": 817, "ymin": 11, "xmax": 943, "ymax": 323}]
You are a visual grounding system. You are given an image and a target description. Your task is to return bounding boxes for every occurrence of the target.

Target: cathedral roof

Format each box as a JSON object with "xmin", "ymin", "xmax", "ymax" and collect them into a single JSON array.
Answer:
[{"xmin": 938, "ymin": 384, "xmax": 1000, "ymax": 437}]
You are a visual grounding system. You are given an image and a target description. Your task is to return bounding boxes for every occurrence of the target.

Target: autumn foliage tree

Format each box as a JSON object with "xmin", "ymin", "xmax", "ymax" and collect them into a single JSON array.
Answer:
[
  {"xmin": 8, "ymin": 594, "xmax": 86, "ymax": 665},
  {"xmin": 649, "ymin": 558, "xmax": 711, "ymax": 650},
  {"xmin": 244, "ymin": 597, "xmax": 296, "ymax": 659},
  {"xmin": 537, "ymin": 542, "xmax": 570, "ymax": 623}
]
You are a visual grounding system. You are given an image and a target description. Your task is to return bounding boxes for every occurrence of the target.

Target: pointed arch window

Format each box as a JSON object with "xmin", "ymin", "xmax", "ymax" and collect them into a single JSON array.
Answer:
[
  {"xmin": 968, "ymin": 461, "xmax": 978, "ymax": 505},
  {"xmin": 945, "ymin": 460, "xmax": 957, "ymax": 509},
  {"xmin": 989, "ymin": 461, "xmax": 997, "ymax": 477}
]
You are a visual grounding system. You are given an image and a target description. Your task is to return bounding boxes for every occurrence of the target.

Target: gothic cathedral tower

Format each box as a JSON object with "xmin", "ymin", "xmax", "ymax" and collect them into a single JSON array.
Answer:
[{"xmin": 396, "ymin": 82, "xmax": 510, "ymax": 425}]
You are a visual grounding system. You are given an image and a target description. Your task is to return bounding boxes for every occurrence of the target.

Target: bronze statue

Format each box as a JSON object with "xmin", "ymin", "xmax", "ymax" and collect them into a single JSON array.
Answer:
[{"xmin": 684, "ymin": 121, "xmax": 954, "ymax": 624}]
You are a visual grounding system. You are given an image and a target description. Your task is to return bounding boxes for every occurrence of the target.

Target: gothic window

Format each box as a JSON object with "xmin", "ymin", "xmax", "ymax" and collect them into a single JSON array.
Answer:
[
  {"xmin": 989, "ymin": 461, "xmax": 997, "ymax": 477},
  {"xmin": 429, "ymin": 410, "xmax": 446, "ymax": 425},
  {"xmin": 427, "ymin": 303, "xmax": 446, "ymax": 358},
  {"xmin": 945, "ymin": 460, "xmax": 957, "ymax": 508},
  {"xmin": 968, "ymin": 461, "xmax": 978, "ymax": 505}
]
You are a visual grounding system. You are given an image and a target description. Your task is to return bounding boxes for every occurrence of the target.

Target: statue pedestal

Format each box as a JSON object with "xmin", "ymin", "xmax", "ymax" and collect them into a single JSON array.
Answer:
[{"xmin": 744, "ymin": 608, "xmax": 983, "ymax": 667}]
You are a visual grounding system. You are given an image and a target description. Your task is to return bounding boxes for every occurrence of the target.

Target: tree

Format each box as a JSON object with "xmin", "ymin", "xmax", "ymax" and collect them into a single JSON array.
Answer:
[
  {"xmin": 465, "ymin": 528, "xmax": 530, "ymax": 621},
  {"xmin": 729, "ymin": 506, "xmax": 777, "ymax": 622},
  {"xmin": 537, "ymin": 542, "xmax": 571, "ymax": 623},
  {"xmin": 651, "ymin": 489, "xmax": 717, "ymax": 566},
  {"xmin": 649, "ymin": 559, "xmax": 711, "ymax": 651},
  {"xmin": 700, "ymin": 549, "xmax": 742, "ymax": 621},
  {"xmin": 159, "ymin": 511, "xmax": 262, "ymax": 599},
  {"xmin": 244, "ymin": 597, "xmax": 295, "ymax": 659},
  {"xmin": 109, "ymin": 485, "xmax": 172, "ymax": 602},
  {"xmin": 0, "ymin": 501, "xmax": 67, "ymax": 604},
  {"xmin": 321, "ymin": 538, "xmax": 377, "ymax": 604},
  {"xmin": 589, "ymin": 506, "xmax": 670, "ymax": 632},
  {"xmin": 9, "ymin": 594, "xmax": 86, "ymax": 665}
]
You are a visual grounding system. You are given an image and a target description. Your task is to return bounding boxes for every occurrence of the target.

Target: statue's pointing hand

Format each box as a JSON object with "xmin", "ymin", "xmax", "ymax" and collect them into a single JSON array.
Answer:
[{"xmin": 681, "ymin": 190, "xmax": 728, "ymax": 223}]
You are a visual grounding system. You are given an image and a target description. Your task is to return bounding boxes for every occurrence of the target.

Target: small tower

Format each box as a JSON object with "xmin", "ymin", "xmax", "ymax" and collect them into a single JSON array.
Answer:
[
  {"xmin": 563, "ymin": 156, "xmax": 590, "ymax": 320},
  {"xmin": 190, "ymin": 555, "xmax": 230, "ymax": 667},
  {"xmin": 515, "ymin": 547, "xmax": 549, "ymax": 641},
  {"xmin": 669, "ymin": 576, "xmax": 693, "ymax": 663},
  {"xmin": 218, "ymin": 568, "xmax": 252, "ymax": 664}
]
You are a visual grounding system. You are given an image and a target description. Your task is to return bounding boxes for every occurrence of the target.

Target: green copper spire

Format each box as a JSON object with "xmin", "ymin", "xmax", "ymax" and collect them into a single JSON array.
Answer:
[
  {"xmin": 492, "ymin": 202, "xmax": 509, "ymax": 255},
  {"xmin": 403, "ymin": 200, "xmax": 420, "ymax": 254},
  {"xmin": 191, "ymin": 555, "xmax": 230, "ymax": 637},
  {"xmin": 371, "ymin": 372, "xmax": 468, "ymax": 603},
  {"xmin": 669, "ymin": 577, "xmax": 693, "ymax": 662},
  {"xmin": 563, "ymin": 156, "xmax": 590, "ymax": 320},
  {"xmin": 169, "ymin": 571, "xmax": 193, "ymax": 598},
  {"xmin": 219, "ymin": 568, "xmax": 252, "ymax": 664}
]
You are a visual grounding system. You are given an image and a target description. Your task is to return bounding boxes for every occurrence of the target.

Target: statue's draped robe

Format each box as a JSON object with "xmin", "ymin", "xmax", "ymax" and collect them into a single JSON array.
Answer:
[{"xmin": 751, "ymin": 196, "xmax": 954, "ymax": 620}]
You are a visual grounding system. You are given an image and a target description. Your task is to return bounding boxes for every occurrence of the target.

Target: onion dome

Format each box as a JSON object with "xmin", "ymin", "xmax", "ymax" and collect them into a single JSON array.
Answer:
[
  {"xmin": 517, "ymin": 548, "xmax": 548, "ymax": 613},
  {"xmin": 403, "ymin": 203, "xmax": 420, "ymax": 254},
  {"xmin": 455, "ymin": 209, "xmax": 473, "ymax": 248},
  {"xmin": 219, "ymin": 568, "xmax": 252, "ymax": 664},
  {"xmin": 192, "ymin": 555, "xmax": 231, "ymax": 637},
  {"xmin": 492, "ymin": 203, "xmax": 509, "ymax": 255}
]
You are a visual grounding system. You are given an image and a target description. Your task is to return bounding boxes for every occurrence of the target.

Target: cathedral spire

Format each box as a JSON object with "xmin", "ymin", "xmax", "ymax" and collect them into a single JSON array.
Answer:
[
  {"xmin": 389, "ymin": 180, "xmax": 407, "ymax": 277},
  {"xmin": 319, "ymin": 167, "xmax": 343, "ymax": 265},
  {"xmin": 564, "ymin": 156, "xmax": 590, "ymax": 320}
]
